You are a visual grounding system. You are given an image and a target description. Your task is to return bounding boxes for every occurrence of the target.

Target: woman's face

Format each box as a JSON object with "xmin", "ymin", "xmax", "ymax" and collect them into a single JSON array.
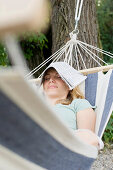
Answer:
[{"xmin": 43, "ymin": 68, "xmax": 69, "ymax": 99}]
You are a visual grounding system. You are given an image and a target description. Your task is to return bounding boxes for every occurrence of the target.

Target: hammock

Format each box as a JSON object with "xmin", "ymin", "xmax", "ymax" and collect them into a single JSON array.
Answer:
[
  {"xmin": 0, "ymin": 65, "xmax": 112, "ymax": 170},
  {"xmin": 0, "ymin": 69, "xmax": 98, "ymax": 170},
  {"xmin": 0, "ymin": 0, "xmax": 113, "ymax": 170}
]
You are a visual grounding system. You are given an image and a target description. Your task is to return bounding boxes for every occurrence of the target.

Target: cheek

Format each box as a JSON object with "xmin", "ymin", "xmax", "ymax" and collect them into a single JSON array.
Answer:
[
  {"xmin": 58, "ymin": 80, "xmax": 69, "ymax": 91},
  {"xmin": 43, "ymin": 82, "xmax": 47, "ymax": 91}
]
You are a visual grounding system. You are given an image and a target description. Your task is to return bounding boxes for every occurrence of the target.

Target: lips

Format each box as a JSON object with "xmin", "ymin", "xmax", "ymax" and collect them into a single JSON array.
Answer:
[{"xmin": 48, "ymin": 85, "xmax": 57, "ymax": 89}]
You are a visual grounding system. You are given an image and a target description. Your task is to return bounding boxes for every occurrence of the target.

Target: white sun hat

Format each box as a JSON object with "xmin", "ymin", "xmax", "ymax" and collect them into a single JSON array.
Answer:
[{"xmin": 41, "ymin": 62, "xmax": 87, "ymax": 90}]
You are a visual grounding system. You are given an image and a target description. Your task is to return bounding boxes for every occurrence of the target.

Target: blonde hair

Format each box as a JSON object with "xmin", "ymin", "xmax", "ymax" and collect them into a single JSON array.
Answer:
[
  {"xmin": 56, "ymin": 85, "xmax": 85, "ymax": 105},
  {"xmin": 42, "ymin": 67, "xmax": 84, "ymax": 105}
]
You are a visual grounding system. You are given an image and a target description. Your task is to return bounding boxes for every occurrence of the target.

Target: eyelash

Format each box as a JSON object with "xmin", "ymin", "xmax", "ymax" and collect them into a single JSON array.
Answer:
[
  {"xmin": 44, "ymin": 76, "xmax": 61, "ymax": 81},
  {"xmin": 44, "ymin": 77, "xmax": 50, "ymax": 80}
]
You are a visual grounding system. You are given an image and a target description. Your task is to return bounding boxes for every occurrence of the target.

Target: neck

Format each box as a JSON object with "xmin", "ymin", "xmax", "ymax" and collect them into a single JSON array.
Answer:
[{"xmin": 46, "ymin": 96, "xmax": 66, "ymax": 105}]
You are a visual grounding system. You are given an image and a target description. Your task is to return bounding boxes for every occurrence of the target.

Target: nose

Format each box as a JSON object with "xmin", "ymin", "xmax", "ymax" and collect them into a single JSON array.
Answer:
[{"xmin": 49, "ymin": 77, "xmax": 55, "ymax": 83}]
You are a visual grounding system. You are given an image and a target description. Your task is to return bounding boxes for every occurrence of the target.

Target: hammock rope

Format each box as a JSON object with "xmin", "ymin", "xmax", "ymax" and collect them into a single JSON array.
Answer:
[
  {"xmin": 74, "ymin": 0, "xmax": 84, "ymax": 30},
  {"xmin": 25, "ymin": 0, "xmax": 113, "ymax": 79}
]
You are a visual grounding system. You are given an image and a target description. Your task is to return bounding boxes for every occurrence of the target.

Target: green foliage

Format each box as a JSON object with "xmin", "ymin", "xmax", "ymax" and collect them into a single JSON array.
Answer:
[
  {"xmin": 96, "ymin": 0, "xmax": 113, "ymax": 63},
  {"xmin": 0, "ymin": 33, "xmax": 48, "ymax": 66},
  {"xmin": 20, "ymin": 32, "xmax": 48, "ymax": 60},
  {"xmin": 0, "ymin": 43, "xmax": 9, "ymax": 66},
  {"xmin": 102, "ymin": 112, "xmax": 113, "ymax": 144}
]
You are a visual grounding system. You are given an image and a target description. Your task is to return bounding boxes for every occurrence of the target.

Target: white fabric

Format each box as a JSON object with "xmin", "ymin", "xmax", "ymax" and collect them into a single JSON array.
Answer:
[
  {"xmin": 95, "ymin": 70, "xmax": 112, "ymax": 136},
  {"xmin": 40, "ymin": 62, "xmax": 87, "ymax": 90},
  {"xmin": 97, "ymin": 136, "xmax": 104, "ymax": 150}
]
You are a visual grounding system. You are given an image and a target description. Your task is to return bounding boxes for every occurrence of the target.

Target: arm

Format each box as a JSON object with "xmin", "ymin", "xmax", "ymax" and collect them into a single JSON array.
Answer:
[
  {"xmin": 75, "ymin": 108, "xmax": 99, "ymax": 148},
  {"xmin": 76, "ymin": 108, "xmax": 96, "ymax": 132}
]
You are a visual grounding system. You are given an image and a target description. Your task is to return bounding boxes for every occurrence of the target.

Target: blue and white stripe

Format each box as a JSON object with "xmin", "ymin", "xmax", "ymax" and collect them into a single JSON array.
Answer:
[
  {"xmin": 0, "ymin": 69, "xmax": 97, "ymax": 170},
  {"xmin": 85, "ymin": 69, "xmax": 113, "ymax": 138},
  {"xmin": 0, "ymin": 68, "xmax": 112, "ymax": 169}
]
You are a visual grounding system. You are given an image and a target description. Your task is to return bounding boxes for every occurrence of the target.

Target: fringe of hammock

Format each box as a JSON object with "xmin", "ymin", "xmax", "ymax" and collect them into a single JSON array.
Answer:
[{"xmin": 29, "ymin": 64, "xmax": 113, "ymax": 84}]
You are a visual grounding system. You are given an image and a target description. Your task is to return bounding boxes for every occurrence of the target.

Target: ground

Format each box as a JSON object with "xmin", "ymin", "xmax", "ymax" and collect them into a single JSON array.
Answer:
[{"xmin": 91, "ymin": 147, "xmax": 113, "ymax": 170}]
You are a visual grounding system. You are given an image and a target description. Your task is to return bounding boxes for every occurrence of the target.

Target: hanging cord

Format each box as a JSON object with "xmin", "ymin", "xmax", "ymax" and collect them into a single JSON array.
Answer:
[
  {"xmin": 25, "ymin": 41, "xmax": 71, "ymax": 78},
  {"xmin": 74, "ymin": 0, "xmax": 84, "ymax": 31},
  {"xmin": 69, "ymin": 0, "xmax": 83, "ymax": 38}
]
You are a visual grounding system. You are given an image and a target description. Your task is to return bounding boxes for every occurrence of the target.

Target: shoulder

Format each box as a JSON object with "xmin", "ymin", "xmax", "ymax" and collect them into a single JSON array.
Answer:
[
  {"xmin": 71, "ymin": 99, "xmax": 93, "ymax": 113},
  {"xmin": 71, "ymin": 98, "xmax": 90, "ymax": 105}
]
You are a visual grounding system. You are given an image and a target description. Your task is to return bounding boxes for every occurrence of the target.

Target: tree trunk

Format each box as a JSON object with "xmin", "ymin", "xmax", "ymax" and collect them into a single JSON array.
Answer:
[{"xmin": 51, "ymin": 0, "xmax": 100, "ymax": 69}]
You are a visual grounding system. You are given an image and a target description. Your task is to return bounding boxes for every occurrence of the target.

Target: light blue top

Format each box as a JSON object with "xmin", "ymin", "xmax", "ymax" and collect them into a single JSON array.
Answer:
[{"xmin": 53, "ymin": 99, "xmax": 94, "ymax": 130}]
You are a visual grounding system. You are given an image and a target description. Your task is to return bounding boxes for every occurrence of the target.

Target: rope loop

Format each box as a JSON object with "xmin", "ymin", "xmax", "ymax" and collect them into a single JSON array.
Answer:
[
  {"xmin": 69, "ymin": 29, "xmax": 79, "ymax": 44},
  {"xmin": 70, "ymin": 29, "xmax": 79, "ymax": 38}
]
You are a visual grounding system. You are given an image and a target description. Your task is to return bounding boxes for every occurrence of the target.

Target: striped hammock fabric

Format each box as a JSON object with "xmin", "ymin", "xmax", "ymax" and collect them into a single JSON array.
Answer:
[
  {"xmin": 80, "ymin": 69, "xmax": 113, "ymax": 137},
  {"xmin": 0, "ymin": 68, "xmax": 113, "ymax": 170}
]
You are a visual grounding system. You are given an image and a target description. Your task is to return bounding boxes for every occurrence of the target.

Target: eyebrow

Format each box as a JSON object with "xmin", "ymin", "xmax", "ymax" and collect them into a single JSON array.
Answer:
[{"xmin": 45, "ymin": 72, "xmax": 59, "ymax": 76}]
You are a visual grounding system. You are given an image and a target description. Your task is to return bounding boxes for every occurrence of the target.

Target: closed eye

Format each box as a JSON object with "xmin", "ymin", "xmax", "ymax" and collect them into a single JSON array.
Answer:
[
  {"xmin": 43, "ymin": 75, "xmax": 61, "ymax": 81},
  {"xmin": 56, "ymin": 76, "xmax": 61, "ymax": 79},
  {"xmin": 44, "ymin": 77, "xmax": 50, "ymax": 81}
]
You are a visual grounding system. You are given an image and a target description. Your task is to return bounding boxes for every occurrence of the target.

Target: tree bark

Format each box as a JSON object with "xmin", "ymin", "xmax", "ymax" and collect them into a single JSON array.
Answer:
[{"xmin": 51, "ymin": 0, "xmax": 100, "ymax": 69}]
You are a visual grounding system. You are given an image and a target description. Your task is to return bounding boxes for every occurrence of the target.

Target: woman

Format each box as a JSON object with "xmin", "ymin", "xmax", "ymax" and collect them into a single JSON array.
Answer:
[{"xmin": 41, "ymin": 62, "xmax": 103, "ymax": 149}]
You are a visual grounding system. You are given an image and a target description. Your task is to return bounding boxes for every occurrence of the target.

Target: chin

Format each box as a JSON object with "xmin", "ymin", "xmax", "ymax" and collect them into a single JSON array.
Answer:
[
  {"xmin": 48, "ymin": 92, "xmax": 57, "ymax": 96},
  {"xmin": 46, "ymin": 91, "xmax": 58, "ymax": 97}
]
